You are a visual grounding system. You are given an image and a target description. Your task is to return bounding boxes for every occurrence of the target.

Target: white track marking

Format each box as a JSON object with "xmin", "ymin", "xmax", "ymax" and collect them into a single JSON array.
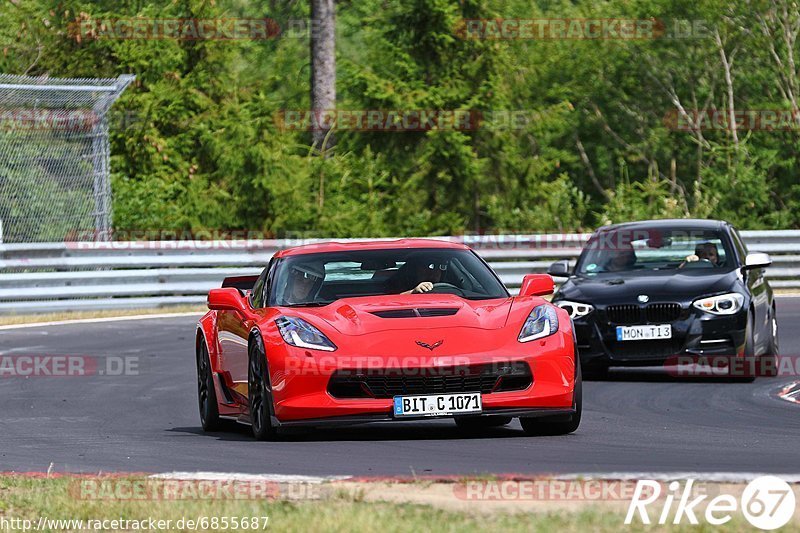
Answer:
[
  {"xmin": 778, "ymin": 381, "xmax": 800, "ymax": 404},
  {"xmin": 150, "ymin": 472, "xmax": 351, "ymax": 484},
  {"xmin": 0, "ymin": 345, "xmax": 50, "ymax": 355},
  {"xmin": 0, "ymin": 312, "xmax": 203, "ymax": 331},
  {"xmin": 147, "ymin": 471, "xmax": 800, "ymax": 483},
  {"xmin": 556, "ymin": 472, "xmax": 800, "ymax": 483}
]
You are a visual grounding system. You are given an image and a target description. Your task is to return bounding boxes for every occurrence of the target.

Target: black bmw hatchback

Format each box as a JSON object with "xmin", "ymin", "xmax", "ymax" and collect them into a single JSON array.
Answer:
[{"xmin": 549, "ymin": 219, "xmax": 778, "ymax": 377}]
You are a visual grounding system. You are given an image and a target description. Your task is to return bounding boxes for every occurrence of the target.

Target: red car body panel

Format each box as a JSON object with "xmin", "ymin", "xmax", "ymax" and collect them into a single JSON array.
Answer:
[{"xmin": 197, "ymin": 239, "xmax": 577, "ymax": 426}]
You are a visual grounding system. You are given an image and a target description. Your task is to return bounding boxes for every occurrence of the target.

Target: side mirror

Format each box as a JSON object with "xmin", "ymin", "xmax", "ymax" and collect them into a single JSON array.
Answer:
[
  {"xmin": 744, "ymin": 252, "xmax": 772, "ymax": 270},
  {"xmin": 547, "ymin": 260, "xmax": 571, "ymax": 277},
  {"xmin": 519, "ymin": 274, "xmax": 555, "ymax": 297},
  {"xmin": 208, "ymin": 287, "xmax": 247, "ymax": 312}
]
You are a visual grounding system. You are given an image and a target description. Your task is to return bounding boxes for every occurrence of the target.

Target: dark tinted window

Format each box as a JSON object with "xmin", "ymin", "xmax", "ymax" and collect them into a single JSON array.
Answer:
[
  {"xmin": 576, "ymin": 227, "xmax": 734, "ymax": 274},
  {"xmin": 729, "ymin": 226, "xmax": 748, "ymax": 262},
  {"xmin": 249, "ymin": 267, "xmax": 268, "ymax": 308},
  {"xmin": 268, "ymin": 248, "xmax": 508, "ymax": 307}
]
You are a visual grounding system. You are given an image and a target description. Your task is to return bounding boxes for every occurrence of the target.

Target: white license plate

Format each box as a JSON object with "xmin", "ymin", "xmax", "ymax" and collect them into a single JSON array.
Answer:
[
  {"xmin": 616, "ymin": 324, "xmax": 672, "ymax": 341},
  {"xmin": 393, "ymin": 392, "xmax": 482, "ymax": 417}
]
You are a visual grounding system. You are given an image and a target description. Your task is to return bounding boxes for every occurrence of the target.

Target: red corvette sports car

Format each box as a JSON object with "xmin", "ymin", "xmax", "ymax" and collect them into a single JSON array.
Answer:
[{"xmin": 196, "ymin": 239, "xmax": 581, "ymax": 440}]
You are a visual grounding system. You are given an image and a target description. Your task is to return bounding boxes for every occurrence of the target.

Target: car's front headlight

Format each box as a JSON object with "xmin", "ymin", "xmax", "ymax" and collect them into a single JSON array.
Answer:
[
  {"xmin": 276, "ymin": 316, "xmax": 337, "ymax": 351},
  {"xmin": 554, "ymin": 300, "xmax": 594, "ymax": 319},
  {"xmin": 519, "ymin": 304, "xmax": 559, "ymax": 343},
  {"xmin": 692, "ymin": 293, "xmax": 745, "ymax": 316}
]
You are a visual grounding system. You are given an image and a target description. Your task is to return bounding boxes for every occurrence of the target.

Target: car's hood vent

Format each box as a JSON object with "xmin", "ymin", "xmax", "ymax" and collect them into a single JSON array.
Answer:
[
  {"xmin": 293, "ymin": 296, "xmax": 513, "ymax": 334},
  {"xmin": 370, "ymin": 307, "xmax": 460, "ymax": 319}
]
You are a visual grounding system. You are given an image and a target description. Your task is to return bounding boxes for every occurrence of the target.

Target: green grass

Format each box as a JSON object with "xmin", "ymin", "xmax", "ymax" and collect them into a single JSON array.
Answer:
[{"xmin": 0, "ymin": 476, "xmax": 772, "ymax": 532}]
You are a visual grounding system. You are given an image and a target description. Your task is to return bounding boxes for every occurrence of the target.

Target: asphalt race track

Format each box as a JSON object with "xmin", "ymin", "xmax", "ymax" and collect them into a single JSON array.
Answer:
[{"xmin": 1, "ymin": 299, "xmax": 799, "ymax": 477}]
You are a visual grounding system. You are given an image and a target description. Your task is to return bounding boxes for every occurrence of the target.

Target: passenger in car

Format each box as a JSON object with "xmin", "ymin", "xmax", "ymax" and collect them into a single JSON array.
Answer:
[{"xmin": 603, "ymin": 247, "xmax": 637, "ymax": 272}]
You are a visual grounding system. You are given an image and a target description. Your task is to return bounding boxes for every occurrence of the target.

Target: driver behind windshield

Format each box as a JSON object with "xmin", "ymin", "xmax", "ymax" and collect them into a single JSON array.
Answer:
[
  {"xmin": 285, "ymin": 261, "xmax": 325, "ymax": 304},
  {"xmin": 681, "ymin": 241, "xmax": 720, "ymax": 267},
  {"xmin": 400, "ymin": 259, "xmax": 444, "ymax": 294}
]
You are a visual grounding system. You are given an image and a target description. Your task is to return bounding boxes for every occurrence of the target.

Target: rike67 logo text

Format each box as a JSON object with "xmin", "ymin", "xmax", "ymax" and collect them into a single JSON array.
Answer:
[{"xmin": 625, "ymin": 476, "xmax": 796, "ymax": 530}]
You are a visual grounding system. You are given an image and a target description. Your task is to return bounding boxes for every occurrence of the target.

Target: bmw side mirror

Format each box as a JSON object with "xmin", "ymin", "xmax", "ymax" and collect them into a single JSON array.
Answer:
[
  {"xmin": 743, "ymin": 252, "xmax": 772, "ymax": 270},
  {"xmin": 208, "ymin": 287, "xmax": 247, "ymax": 312},
  {"xmin": 547, "ymin": 260, "xmax": 571, "ymax": 277},
  {"xmin": 519, "ymin": 274, "xmax": 555, "ymax": 297}
]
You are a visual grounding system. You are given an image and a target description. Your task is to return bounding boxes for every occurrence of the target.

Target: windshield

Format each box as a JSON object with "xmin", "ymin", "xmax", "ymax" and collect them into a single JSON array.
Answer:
[
  {"xmin": 268, "ymin": 248, "xmax": 508, "ymax": 307},
  {"xmin": 576, "ymin": 228, "xmax": 733, "ymax": 275}
]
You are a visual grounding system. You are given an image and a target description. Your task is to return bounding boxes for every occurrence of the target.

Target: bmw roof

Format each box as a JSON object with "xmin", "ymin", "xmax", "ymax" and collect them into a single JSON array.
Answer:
[{"xmin": 596, "ymin": 218, "xmax": 729, "ymax": 233}]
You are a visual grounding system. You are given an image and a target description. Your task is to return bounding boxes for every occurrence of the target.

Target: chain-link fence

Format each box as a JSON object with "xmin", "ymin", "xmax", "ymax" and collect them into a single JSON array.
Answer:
[{"xmin": 0, "ymin": 74, "xmax": 133, "ymax": 243}]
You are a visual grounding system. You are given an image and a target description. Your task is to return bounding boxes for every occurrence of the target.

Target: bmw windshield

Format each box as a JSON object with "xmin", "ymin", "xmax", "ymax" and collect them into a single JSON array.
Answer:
[
  {"xmin": 576, "ymin": 228, "xmax": 735, "ymax": 275},
  {"xmin": 269, "ymin": 248, "xmax": 509, "ymax": 307}
]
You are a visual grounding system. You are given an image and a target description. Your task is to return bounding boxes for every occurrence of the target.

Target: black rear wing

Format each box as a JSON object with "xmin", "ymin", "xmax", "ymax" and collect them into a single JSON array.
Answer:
[{"xmin": 221, "ymin": 275, "xmax": 259, "ymax": 294}]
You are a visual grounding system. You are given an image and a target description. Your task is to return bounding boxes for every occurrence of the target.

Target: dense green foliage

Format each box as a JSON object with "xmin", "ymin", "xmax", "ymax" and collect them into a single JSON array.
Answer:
[{"xmin": 2, "ymin": 0, "xmax": 799, "ymax": 236}]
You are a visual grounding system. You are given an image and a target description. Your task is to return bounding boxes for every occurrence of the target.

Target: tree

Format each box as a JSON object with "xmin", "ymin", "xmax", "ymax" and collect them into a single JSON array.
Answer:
[{"xmin": 310, "ymin": 0, "xmax": 336, "ymax": 154}]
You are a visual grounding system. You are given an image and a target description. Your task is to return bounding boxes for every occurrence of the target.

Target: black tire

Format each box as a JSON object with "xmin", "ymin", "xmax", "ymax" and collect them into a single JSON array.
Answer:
[
  {"xmin": 248, "ymin": 333, "xmax": 279, "ymax": 441},
  {"xmin": 197, "ymin": 337, "xmax": 221, "ymax": 431},
  {"xmin": 454, "ymin": 416, "xmax": 513, "ymax": 431},
  {"xmin": 760, "ymin": 307, "xmax": 779, "ymax": 377},
  {"xmin": 735, "ymin": 312, "xmax": 757, "ymax": 382},
  {"xmin": 520, "ymin": 362, "xmax": 582, "ymax": 436}
]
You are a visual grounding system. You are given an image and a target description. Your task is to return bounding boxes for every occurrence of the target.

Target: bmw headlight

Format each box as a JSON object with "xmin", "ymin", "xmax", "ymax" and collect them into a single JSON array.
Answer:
[
  {"xmin": 276, "ymin": 316, "xmax": 337, "ymax": 351},
  {"xmin": 554, "ymin": 300, "xmax": 594, "ymax": 319},
  {"xmin": 519, "ymin": 304, "xmax": 559, "ymax": 343},
  {"xmin": 692, "ymin": 293, "xmax": 745, "ymax": 316}
]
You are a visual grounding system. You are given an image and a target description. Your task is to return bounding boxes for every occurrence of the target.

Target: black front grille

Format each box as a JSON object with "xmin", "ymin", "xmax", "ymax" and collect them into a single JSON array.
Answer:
[
  {"xmin": 606, "ymin": 304, "xmax": 641, "ymax": 324},
  {"xmin": 645, "ymin": 303, "xmax": 682, "ymax": 322},
  {"xmin": 328, "ymin": 362, "xmax": 532, "ymax": 399},
  {"xmin": 607, "ymin": 303, "xmax": 682, "ymax": 324}
]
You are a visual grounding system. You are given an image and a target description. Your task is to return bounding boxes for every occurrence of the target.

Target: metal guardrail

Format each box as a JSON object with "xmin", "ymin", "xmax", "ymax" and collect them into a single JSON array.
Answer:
[{"xmin": 2, "ymin": 231, "xmax": 800, "ymax": 314}]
